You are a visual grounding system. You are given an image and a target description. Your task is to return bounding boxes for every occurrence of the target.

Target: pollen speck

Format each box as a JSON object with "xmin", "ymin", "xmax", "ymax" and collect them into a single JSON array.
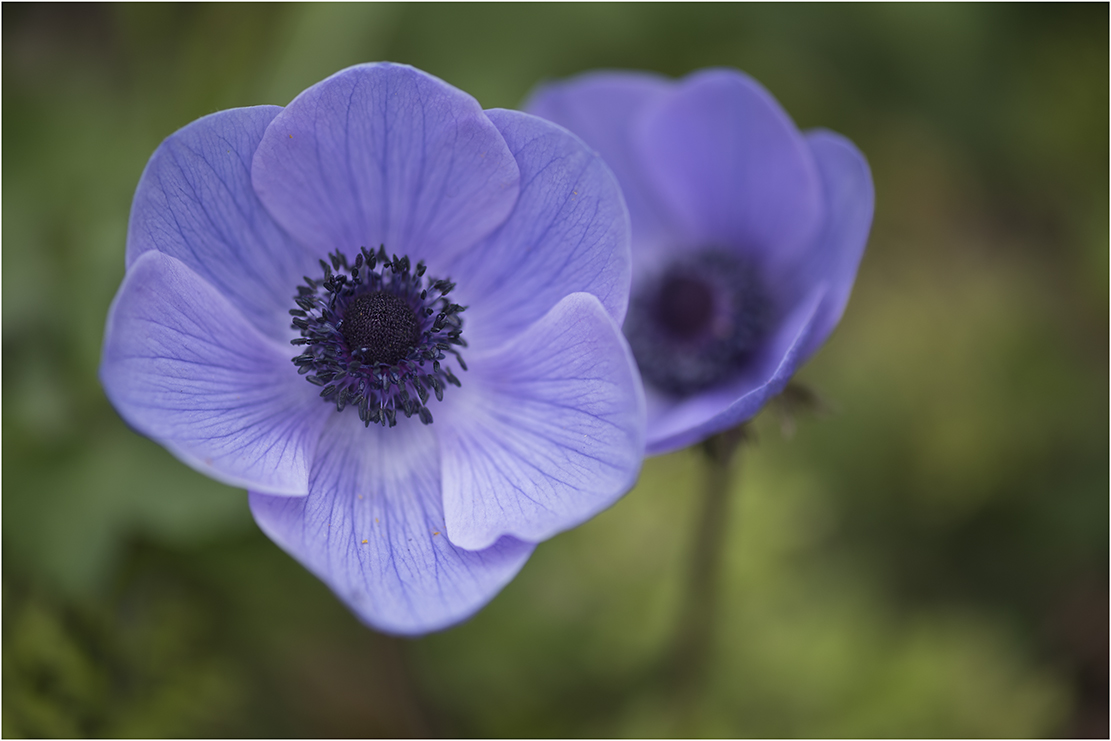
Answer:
[
  {"xmin": 433, "ymin": 531, "xmax": 440, "ymax": 536},
  {"xmin": 362, "ymin": 539, "xmax": 368, "ymax": 544}
]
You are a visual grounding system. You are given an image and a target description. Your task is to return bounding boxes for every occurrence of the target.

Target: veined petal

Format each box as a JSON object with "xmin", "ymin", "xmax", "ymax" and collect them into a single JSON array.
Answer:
[
  {"xmin": 636, "ymin": 68, "xmax": 825, "ymax": 267},
  {"xmin": 249, "ymin": 413, "xmax": 534, "ymax": 636},
  {"xmin": 790, "ymin": 129, "xmax": 874, "ymax": 361},
  {"xmin": 644, "ymin": 286, "xmax": 826, "ymax": 455},
  {"xmin": 446, "ymin": 109, "xmax": 632, "ymax": 351},
  {"xmin": 524, "ymin": 71, "xmax": 679, "ymax": 272},
  {"xmin": 439, "ymin": 293, "xmax": 646, "ymax": 551},
  {"xmin": 100, "ymin": 251, "xmax": 330, "ymax": 495},
  {"xmin": 127, "ymin": 106, "xmax": 313, "ymax": 342},
  {"xmin": 252, "ymin": 63, "xmax": 520, "ymax": 268}
]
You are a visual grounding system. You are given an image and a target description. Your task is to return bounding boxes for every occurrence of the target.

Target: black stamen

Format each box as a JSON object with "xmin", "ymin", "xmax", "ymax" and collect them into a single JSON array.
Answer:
[{"xmin": 289, "ymin": 246, "xmax": 467, "ymax": 427}]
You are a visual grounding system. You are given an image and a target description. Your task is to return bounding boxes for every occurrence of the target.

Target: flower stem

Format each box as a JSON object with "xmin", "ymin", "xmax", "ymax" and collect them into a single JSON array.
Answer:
[
  {"xmin": 667, "ymin": 424, "xmax": 749, "ymax": 725},
  {"xmin": 376, "ymin": 633, "xmax": 434, "ymax": 737}
]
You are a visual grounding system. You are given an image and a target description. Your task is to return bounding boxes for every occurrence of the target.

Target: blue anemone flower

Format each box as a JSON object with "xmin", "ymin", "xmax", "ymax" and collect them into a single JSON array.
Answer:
[
  {"xmin": 100, "ymin": 63, "xmax": 646, "ymax": 635},
  {"xmin": 527, "ymin": 68, "xmax": 874, "ymax": 454}
]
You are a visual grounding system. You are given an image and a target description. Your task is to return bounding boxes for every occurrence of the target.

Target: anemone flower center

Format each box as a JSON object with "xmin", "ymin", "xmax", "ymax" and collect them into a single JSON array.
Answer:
[
  {"xmin": 655, "ymin": 274, "xmax": 715, "ymax": 339},
  {"xmin": 624, "ymin": 249, "xmax": 771, "ymax": 398},
  {"xmin": 340, "ymin": 291, "xmax": 422, "ymax": 365},
  {"xmin": 289, "ymin": 246, "xmax": 467, "ymax": 427}
]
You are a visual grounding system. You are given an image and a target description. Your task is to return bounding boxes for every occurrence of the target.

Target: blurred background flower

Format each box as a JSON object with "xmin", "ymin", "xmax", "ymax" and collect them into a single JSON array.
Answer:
[
  {"xmin": 3, "ymin": 4, "xmax": 1106, "ymax": 737},
  {"xmin": 527, "ymin": 68, "xmax": 873, "ymax": 454}
]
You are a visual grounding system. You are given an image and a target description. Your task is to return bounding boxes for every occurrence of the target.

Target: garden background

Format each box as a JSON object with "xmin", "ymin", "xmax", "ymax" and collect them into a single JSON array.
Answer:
[{"xmin": 3, "ymin": 4, "xmax": 1107, "ymax": 737}]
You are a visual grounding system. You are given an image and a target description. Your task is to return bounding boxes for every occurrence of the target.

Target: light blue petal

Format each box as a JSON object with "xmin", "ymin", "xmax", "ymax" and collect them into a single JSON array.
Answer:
[
  {"xmin": 439, "ymin": 293, "xmax": 646, "ymax": 550},
  {"xmin": 126, "ymin": 106, "xmax": 313, "ymax": 342},
  {"xmin": 524, "ymin": 71, "xmax": 679, "ymax": 272},
  {"xmin": 445, "ymin": 109, "xmax": 633, "ymax": 351},
  {"xmin": 251, "ymin": 63, "xmax": 520, "ymax": 269},
  {"xmin": 636, "ymin": 68, "xmax": 825, "ymax": 269},
  {"xmin": 249, "ymin": 412, "xmax": 534, "ymax": 636},
  {"xmin": 792, "ymin": 129, "xmax": 875, "ymax": 361},
  {"xmin": 100, "ymin": 251, "xmax": 330, "ymax": 494}
]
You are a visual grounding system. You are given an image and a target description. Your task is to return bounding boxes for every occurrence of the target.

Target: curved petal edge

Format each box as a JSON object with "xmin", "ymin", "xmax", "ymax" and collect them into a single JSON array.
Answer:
[
  {"xmin": 101, "ymin": 250, "xmax": 329, "ymax": 495},
  {"xmin": 635, "ymin": 68, "xmax": 825, "ymax": 264},
  {"xmin": 644, "ymin": 287, "xmax": 827, "ymax": 455},
  {"xmin": 440, "ymin": 292, "xmax": 647, "ymax": 550},
  {"xmin": 447, "ymin": 108, "xmax": 633, "ymax": 350},
  {"xmin": 794, "ymin": 128, "xmax": 875, "ymax": 362},
  {"xmin": 524, "ymin": 70, "xmax": 677, "ymax": 253},
  {"xmin": 249, "ymin": 413, "xmax": 535, "ymax": 635},
  {"xmin": 126, "ymin": 106, "xmax": 314, "ymax": 342},
  {"xmin": 251, "ymin": 62, "xmax": 521, "ymax": 269}
]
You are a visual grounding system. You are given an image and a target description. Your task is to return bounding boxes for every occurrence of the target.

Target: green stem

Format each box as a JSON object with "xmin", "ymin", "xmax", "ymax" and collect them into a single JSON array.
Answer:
[
  {"xmin": 376, "ymin": 634, "xmax": 434, "ymax": 737},
  {"xmin": 667, "ymin": 425, "xmax": 748, "ymax": 722}
]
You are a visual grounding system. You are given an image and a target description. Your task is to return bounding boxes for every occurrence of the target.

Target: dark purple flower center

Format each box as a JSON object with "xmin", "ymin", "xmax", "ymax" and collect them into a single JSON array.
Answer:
[
  {"xmin": 654, "ymin": 274, "xmax": 716, "ymax": 339},
  {"xmin": 624, "ymin": 250, "xmax": 771, "ymax": 397},
  {"xmin": 340, "ymin": 291, "xmax": 421, "ymax": 365},
  {"xmin": 289, "ymin": 246, "xmax": 466, "ymax": 427}
]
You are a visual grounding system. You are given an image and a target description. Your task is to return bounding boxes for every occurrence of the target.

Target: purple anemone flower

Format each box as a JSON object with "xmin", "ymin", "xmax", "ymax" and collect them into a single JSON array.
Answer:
[
  {"xmin": 527, "ymin": 68, "xmax": 874, "ymax": 454},
  {"xmin": 100, "ymin": 63, "xmax": 646, "ymax": 635}
]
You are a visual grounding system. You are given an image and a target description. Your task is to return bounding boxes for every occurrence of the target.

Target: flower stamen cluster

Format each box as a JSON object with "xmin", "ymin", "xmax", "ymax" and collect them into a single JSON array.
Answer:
[{"xmin": 289, "ymin": 246, "xmax": 466, "ymax": 427}]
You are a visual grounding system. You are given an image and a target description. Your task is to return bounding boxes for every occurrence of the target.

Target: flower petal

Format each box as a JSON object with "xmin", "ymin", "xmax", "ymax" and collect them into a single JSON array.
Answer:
[
  {"xmin": 644, "ymin": 287, "xmax": 827, "ymax": 455},
  {"xmin": 252, "ymin": 63, "xmax": 520, "ymax": 269},
  {"xmin": 790, "ymin": 129, "xmax": 874, "ymax": 361},
  {"xmin": 100, "ymin": 251, "xmax": 330, "ymax": 494},
  {"xmin": 524, "ymin": 71, "xmax": 679, "ymax": 268},
  {"xmin": 636, "ymin": 68, "xmax": 825, "ymax": 268},
  {"xmin": 444, "ymin": 108, "xmax": 632, "ymax": 351},
  {"xmin": 439, "ymin": 293, "xmax": 646, "ymax": 551},
  {"xmin": 249, "ymin": 413, "xmax": 534, "ymax": 636},
  {"xmin": 127, "ymin": 106, "xmax": 314, "ymax": 342}
]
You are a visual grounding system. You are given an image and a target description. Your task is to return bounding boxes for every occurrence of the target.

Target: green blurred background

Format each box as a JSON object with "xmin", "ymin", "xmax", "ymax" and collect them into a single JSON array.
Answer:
[{"xmin": 3, "ymin": 3, "xmax": 1107, "ymax": 737}]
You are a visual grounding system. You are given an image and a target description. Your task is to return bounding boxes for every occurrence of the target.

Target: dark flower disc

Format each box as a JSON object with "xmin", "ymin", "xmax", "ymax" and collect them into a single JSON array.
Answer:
[
  {"xmin": 340, "ymin": 291, "xmax": 422, "ymax": 365},
  {"xmin": 289, "ymin": 246, "xmax": 466, "ymax": 427},
  {"xmin": 624, "ymin": 250, "xmax": 771, "ymax": 397}
]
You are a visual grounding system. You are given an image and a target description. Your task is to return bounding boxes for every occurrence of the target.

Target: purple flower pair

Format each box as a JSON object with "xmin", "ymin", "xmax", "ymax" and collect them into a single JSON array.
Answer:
[{"xmin": 101, "ymin": 63, "xmax": 872, "ymax": 634}]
